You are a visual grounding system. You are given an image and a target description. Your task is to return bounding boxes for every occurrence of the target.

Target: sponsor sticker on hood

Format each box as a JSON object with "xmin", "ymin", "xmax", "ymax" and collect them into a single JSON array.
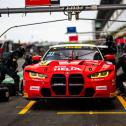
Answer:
[{"xmin": 54, "ymin": 66, "xmax": 81, "ymax": 71}]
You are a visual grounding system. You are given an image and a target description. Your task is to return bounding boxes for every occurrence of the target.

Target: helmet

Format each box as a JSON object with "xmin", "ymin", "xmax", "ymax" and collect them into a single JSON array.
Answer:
[
  {"xmin": 25, "ymin": 54, "xmax": 32, "ymax": 61},
  {"xmin": 106, "ymin": 35, "xmax": 113, "ymax": 42},
  {"xmin": 106, "ymin": 35, "xmax": 114, "ymax": 47}
]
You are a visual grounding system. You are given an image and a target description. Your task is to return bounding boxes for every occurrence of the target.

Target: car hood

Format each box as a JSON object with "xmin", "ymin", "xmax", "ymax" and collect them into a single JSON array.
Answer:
[{"xmin": 25, "ymin": 60, "xmax": 113, "ymax": 74}]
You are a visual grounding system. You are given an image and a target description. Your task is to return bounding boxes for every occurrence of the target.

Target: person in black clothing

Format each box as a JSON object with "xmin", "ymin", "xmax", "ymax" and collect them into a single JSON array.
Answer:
[
  {"xmin": 102, "ymin": 35, "xmax": 117, "ymax": 64},
  {"xmin": 116, "ymin": 49, "xmax": 126, "ymax": 95},
  {"xmin": 105, "ymin": 35, "xmax": 117, "ymax": 55},
  {"xmin": 0, "ymin": 46, "xmax": 25, "ymax": 93},
  {"xmin": 22, "ymin": 54, "xmax": 32, "ymax": 69}
]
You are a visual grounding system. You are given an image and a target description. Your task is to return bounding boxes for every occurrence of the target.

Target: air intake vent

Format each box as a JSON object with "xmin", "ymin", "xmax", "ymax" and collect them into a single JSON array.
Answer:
[
  {"xmin": 51, "ymin": 74, "xmax": 66, "ymax": 95},
  {"xmin": 68, "ymin": 74, "xmax": 84, "ymax": 95}
]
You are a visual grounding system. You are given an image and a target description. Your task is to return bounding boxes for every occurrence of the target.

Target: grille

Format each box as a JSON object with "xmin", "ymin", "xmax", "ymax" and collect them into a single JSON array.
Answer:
[
  {"xmin": 68, "ymin": 74, "xmax": 84, "ymax": 95},
  {"xmin": 51, "ymin": 74, "xmax": 66, "ymax": 95}
]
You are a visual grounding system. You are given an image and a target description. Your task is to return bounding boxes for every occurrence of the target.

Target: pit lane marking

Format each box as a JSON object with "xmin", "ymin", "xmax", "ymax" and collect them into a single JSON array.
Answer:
[
  {"xmin": 117, "ymin": 96, "xmax": 126, "ymax": 110},
  {"xmin": 57, "ymin": 111, "xmax": 126, "ymax": 115},
  {"xmin": 18, "ymin": 101, "xmax": 36, "ymax": 115},
  {"xmin": 56, "ymin": 111, "xmax": 126, "ymax": 115}
]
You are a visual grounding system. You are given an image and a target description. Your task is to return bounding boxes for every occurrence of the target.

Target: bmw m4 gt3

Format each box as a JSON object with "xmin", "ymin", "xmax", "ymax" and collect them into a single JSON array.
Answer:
[{"xmin": 23, "ymin": 44, "xmax": 116, "ymax": 100}]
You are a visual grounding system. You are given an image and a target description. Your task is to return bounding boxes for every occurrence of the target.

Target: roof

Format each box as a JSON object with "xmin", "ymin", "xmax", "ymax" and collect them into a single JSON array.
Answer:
[{"xmin": 96, "ymin": 0, "xmax": 122, "ymax": 31}]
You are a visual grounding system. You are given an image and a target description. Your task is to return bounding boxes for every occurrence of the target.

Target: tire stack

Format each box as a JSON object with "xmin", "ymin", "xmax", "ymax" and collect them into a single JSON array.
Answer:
[
  {"xmin": 0, "ymin": 84, "xmax": 9, "ymax": 101},
  {"xmin": 4, "ymin": 83, "xmax": 17, "ymax": 96},
  {"xmin": 0, "ymin": 83, "xmax": 18, "ymax": 102}
]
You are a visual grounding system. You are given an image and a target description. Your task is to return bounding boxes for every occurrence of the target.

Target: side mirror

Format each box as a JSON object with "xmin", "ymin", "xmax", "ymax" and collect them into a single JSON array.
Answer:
[
  {"xmin": 32, "ymin": 55, "xmax": 41, "ymax": 63},
  {"xmin": 104, "ymin": 54, "xmax": 115, "ymax": 61}
]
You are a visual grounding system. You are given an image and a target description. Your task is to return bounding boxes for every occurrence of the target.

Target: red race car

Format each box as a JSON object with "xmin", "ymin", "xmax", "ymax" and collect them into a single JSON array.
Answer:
[{"xmin": 23, "ymin": 44, "xmax": 116, "ymax": 100}]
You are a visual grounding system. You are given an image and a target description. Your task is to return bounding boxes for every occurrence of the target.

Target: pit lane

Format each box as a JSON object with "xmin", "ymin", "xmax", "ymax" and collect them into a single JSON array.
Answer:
[
  {"xmin": 0, "ymin": 95, "xmax": 126, "ymax": 126},
  {"xmin": 0, "ymin": 59, "xmax": 126, "ymax": 126}
]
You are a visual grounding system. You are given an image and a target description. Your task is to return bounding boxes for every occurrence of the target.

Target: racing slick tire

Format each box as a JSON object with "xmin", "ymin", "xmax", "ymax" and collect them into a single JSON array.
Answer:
[{"xmin": 0, "ymin": 85, "xmax": 10, "ymax": 101}]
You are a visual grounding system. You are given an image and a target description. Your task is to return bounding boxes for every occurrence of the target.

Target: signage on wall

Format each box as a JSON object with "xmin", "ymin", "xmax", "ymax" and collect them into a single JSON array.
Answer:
[
  {"xmin": 67, "ymin": 27, "xmax": 77, "ymax": 34},
  {"xmin": 69, "ymin": 35, "xmax": 78, "ymax": 42},
  {"xmin": 25, "ymin": 0, "xmax": 60, "ymax": 6}
]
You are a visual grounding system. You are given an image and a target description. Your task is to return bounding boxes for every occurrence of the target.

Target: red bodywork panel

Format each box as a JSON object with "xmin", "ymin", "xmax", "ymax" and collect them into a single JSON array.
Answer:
[{"xmin": 23, "ymin": 59, "xmax": 116, "ymax": 100}]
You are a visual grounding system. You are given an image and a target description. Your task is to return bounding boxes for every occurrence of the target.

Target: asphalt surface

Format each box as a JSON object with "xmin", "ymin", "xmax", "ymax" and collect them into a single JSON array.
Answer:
[{"xmin": 0, "ymin": 96, "xmax": 126, "ymax": 126}]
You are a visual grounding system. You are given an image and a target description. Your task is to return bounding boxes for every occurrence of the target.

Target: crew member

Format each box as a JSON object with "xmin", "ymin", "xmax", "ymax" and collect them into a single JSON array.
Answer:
[
  {"xmin": 38, "ymin": 48, "xmax": 45, "ymax": 57},
  {"xmin": 22, "ymin": 54, "xmax": 32, "ymax": 69},
  {"xmin": 116, "ymin": 47, "xmax": 126, "ymax": 95},
  {"xmin": 0, "ymin": 46, "xmax": 25, "ymax": 93},
  {"xmin": 105, "ymin": 35, "xmax": 117, "ymax": 55}
]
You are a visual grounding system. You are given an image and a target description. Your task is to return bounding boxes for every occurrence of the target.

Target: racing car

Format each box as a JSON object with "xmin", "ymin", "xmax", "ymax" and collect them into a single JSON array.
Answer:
[{"xmin": 23, "ymin": 44, "xmax": 116, "ymax": 100}]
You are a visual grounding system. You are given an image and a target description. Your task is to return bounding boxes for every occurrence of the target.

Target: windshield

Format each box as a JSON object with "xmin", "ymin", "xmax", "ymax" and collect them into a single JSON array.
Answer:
[{"xmin": 43, "ymin": 46, "xmax": 103, "ymax": 61}]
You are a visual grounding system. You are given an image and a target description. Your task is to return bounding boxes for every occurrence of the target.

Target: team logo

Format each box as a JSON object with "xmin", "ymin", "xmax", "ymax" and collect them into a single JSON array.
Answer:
[{"xmin": 54, "ymin": 66, "xmax": 81, "ymax": 71}]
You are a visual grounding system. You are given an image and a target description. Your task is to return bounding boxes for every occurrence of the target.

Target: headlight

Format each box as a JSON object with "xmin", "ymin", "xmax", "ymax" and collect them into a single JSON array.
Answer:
[
  {"xmin": 29, "ymin": 72, "xmax": 37, "ymax": 78},
  {"xmin": 29, "ymin": 72, "xmax": 48, "ymax": 79},
  {"xmin": 38, "ymin": 73, "xmax": 48, "ymax": 78},
  {"xmin": 89, "ymin": 71, "xmax": 109, "ymax": 79}
]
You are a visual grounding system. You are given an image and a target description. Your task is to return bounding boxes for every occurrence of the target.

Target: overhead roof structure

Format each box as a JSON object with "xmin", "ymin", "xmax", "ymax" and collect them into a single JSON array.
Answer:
[{"xmin": 95, "ymin": 0, "xmax": 122, "ymax": 31}]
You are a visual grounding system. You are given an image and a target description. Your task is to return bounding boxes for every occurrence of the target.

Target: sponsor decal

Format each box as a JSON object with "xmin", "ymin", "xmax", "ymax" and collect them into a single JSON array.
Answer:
[
  {"xmin": 54, "ymin": 66, "xmax": 81, "ymax": 71},
  {"xmin": 30, "ymin": 86, "xmax": 40, "ymax": 91},
  {"xmin": 65, "ymin": 46, "xmax": 82, "ymax": 49},
  {"xmin": 40, "ymin": 60, "xmax": 51, "ymax": 66},
  {"xmin": 96, "ymin": 86, "xmax": 107, "ymax": 90}
]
